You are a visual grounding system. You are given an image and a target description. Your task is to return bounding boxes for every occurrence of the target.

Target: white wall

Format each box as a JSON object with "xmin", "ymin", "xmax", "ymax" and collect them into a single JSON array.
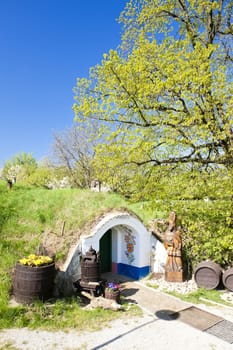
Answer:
[
  {"xmin": 80, "ymin": 213, "xmax": 151, "ymax": 270},
  {"xmin": 60, "ymin": 211, "xmax": 164, "ymax": 296},
  {"xmin": 151, "ymin": 235, "xmax": 167, "ymax": 273}
]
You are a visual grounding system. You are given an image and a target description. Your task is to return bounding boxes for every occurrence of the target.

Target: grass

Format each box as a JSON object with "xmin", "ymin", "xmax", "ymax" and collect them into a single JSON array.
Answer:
[
  {"xmin": 167, "ymin": 287, "xmax": 233, "ymax": 307},
  {"xmin": 0, "ymin": 181, "xmax": 150, "ymax": 330},
  {"xmin": 0, "ymin": 296, "xmax": 142, "ymax": 331},
  {"xmin": 147, "ymin": 281, "xmax": 233, "ymax": 308}
]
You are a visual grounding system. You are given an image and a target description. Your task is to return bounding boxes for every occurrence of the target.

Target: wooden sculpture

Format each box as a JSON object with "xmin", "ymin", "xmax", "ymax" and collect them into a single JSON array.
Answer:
[
  {"xmin": 149, "ymin": 211, "xmax": 183, "ymax": 282},
  {"xmin": 163, "ymin": 212, "xmax": 183, "ymax": 282}
]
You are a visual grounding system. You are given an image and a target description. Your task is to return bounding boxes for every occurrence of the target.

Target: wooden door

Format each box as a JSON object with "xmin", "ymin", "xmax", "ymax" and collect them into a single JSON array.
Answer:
[{"xmin": 99, "ymin": 230, "xmax": 112, "ymax": 273}]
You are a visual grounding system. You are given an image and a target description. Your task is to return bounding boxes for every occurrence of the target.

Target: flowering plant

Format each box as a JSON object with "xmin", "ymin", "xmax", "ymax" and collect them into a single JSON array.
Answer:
[
  {"xmin": 105, "ymin": 282, "xmax": 121, "ymax": 292},
  {"xmin": 19, "ymin": 254, "xmax": 53, "ymax": 267}
]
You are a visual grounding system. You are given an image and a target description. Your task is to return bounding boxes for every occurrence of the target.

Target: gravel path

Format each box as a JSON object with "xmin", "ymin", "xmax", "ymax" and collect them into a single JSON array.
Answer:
[
  {"xmin": 1, "ymin": 309, "xmax": 233, "ymax": 350},
  {"xmin": 1, "ymin": 279, "xmax": 233, "ymax": 350}
]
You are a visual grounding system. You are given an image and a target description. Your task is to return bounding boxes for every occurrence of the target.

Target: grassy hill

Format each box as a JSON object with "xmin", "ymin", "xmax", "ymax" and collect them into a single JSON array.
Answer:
[
  {"xmin": 0, "ymin": 181, "xmax": 160, "ymax": 330},
  {"xmin": 0, "ymin": 181, "xmax": 164, "ymax": 312},
  {"xmin": 0, "ymin": 180, "xmax": 232, "ymax": 330}
]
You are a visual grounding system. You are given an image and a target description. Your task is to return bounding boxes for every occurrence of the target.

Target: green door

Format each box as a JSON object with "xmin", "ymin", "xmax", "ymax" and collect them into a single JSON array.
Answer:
[{"xmin": 99, "ymin": 230, "xmax": 112, "ymax": 273}]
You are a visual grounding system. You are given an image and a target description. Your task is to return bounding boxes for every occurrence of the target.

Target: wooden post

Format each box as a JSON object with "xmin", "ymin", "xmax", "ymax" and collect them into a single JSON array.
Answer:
[{"xmin": 61, "ymin": 221, "xmax": 66, "ymax": 236}]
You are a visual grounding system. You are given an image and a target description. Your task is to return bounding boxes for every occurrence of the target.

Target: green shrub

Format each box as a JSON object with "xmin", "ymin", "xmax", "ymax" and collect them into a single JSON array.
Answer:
[{"xmin": 156, "ymin": 199, "xmax": 233, "ymax": 273}]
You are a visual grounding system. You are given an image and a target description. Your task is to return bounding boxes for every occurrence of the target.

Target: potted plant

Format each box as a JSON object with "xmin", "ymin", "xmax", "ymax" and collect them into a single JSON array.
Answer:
[
  {"xmin": 13, "ymin": 254, "xmax": 56, "ymax": 304},
  {"xmin": 18, "ymin": 254, "xmax": 53, "ymax": 267},
  {"xmin": 104, "ymin": 282, "xmax": 121, "ymax": 303}
]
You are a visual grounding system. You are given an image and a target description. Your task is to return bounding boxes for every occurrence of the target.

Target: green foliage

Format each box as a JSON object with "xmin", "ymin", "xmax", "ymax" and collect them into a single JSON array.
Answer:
[
  {"xmin": 26, "ymin": 166, "xmax": 55, "ymax": 187},
  {"xmin": 72, "ymin": 1, "xmax": 233, "ymax": 273},
  {"xmin": 2, "ymin": 153, "xmax": 37, "ymax": 182},
  {"xmin": 116, "ymin": 165, "xmax": 233, "ymax": 271},
  {"xmin": 1, "ymin": 153, "xmax": 71, "ymax": 189},
  {"xmin": 148, "ymin": 197, "xmax": 233, "ymax": 271},
  {"xmin": 73, "ymin": 0, "xmax": 233, "ymax": 204},
  {"xmin": 178, "ymin": 200, "xmax": 233, "ymax": 270}
]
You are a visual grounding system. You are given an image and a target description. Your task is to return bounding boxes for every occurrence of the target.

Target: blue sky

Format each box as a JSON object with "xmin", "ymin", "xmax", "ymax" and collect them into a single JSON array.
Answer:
[{"xmin": 0, "ymin": 0, "xmax": 127, "ymax": 167}]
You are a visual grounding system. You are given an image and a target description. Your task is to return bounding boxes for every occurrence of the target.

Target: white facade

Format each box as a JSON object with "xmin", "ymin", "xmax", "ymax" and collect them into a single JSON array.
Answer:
[{"xmin": 59, "ymin": 210, "xmax": 167, "ymax": 295}]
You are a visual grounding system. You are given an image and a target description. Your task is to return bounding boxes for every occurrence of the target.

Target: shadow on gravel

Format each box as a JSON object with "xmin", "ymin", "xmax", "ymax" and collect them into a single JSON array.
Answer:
[
  {"xmin": 121, "ymin": 287, "xmax": 139, "ymax": 297},
  {"xmin": 90, "ymin": 318, "xmax": 158, "ymax": 350},
  {"xmin": 155, "ymin": 309, "xmax": 180, "ymax": 321},
  {"xmin": 90, "ymin": 309, "xmax": 180, "ymax": 349}
]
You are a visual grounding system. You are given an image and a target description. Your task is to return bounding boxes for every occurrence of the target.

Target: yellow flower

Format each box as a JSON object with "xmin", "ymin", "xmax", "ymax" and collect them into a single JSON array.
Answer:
[{"xmin": 19, "ymin": 254, "xmax": 53, "ymax": 267}]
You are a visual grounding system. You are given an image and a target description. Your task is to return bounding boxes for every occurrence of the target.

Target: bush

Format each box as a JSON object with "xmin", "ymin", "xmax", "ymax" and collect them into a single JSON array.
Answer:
[{"xmin": 164, "ymin": 199, "xmax": 233, "ymax": 273}]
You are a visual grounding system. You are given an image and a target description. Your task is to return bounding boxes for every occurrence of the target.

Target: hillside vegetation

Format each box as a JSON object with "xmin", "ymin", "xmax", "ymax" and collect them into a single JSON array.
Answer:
[
  {"xmin": 0, "ymin": 180, "xmax": 232, "ymax": 330},
  {"xmin": 1, "ymin": 180, "xmax": 156, "ymax": 329},
  {"xmin": 0, "ymin": 181, "xmax": 162, "ymax": 300}
]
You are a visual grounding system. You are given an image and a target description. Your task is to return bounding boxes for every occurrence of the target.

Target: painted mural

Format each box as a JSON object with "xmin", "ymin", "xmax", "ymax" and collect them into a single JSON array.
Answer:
[{"xmin": 124, "ymin": 231, "xmax": 136, "ymax": 264}]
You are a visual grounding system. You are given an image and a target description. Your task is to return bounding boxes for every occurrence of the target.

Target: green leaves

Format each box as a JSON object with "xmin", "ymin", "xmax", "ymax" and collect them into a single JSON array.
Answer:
[{"xmin": 72, "ymin": 0, "xmax": 233, "ymax": 268}]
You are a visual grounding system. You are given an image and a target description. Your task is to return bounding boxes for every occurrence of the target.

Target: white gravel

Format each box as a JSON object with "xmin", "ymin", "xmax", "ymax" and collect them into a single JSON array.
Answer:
[
  {"xmin": 143, "ymin": 276, "xmax": 199, "ymax": 294},
  {"xmin": 221, "ymin": 291, "xmax": 233, "ymax": 304}
]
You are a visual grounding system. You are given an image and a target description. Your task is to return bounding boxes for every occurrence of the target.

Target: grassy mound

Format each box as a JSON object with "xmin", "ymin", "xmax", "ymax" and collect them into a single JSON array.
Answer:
[{"xmin": 0, "ymin": 181, "xmax": 161, "ymax": 329}]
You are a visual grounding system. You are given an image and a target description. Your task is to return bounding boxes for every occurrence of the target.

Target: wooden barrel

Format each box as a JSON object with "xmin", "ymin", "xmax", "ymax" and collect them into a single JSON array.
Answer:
[
  {"xmin": 13, "ymin": 262, "xmax": 56, "ymax": 304},
  {"xmin": 81, "ymin": 259, "xmax": 100, "ymax": 282},
  {"xmin": 222, "ymin": 268, "xmax": 233, "ymax": 292},
  {"xmin": 194, "ymin": 261, "xmax": 222, "ymax": 290},
  {"xmin": 81, "ymin": 247, "xmax": 100, "ymax": 282}
]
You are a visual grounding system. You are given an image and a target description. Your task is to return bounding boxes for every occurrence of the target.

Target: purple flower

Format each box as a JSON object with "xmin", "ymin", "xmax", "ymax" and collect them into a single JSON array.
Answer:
[{"xmin": 106, "ymin": 282, "xmax": 121, "ymax": 291}]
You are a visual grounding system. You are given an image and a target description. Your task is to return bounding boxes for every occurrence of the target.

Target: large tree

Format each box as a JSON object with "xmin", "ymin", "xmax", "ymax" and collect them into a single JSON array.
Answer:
[{"xmin": 73, "ymin": 0, "xmax": 233, "ymax": 199}]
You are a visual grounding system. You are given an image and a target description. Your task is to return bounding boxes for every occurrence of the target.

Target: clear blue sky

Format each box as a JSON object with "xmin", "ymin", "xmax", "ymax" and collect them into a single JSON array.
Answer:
[{"xmin": 0, "ymin": 0, "xmax": 127, "ymax": 167}]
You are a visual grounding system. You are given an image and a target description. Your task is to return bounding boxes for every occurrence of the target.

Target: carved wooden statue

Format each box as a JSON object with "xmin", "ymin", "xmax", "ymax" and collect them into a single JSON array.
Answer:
[
  {"xmin": 163, "ymin": 212, "xmax": 183, "ymax": 282},
  {"xmin": 149, "ymin": 211, "xmax": 183, "ymax": 282}
]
